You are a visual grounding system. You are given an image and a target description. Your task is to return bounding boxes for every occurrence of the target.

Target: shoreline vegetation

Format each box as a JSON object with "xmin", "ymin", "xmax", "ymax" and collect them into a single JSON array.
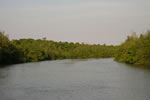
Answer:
[
  {"xmin": 0, "ymin": 31, "xmax": 117, "ymax": 65},
  {"xmin": 0, "ymin": 31, "xmax": 150, "ymax": 67},
  {"xmin": 115, "ymin": 31, "xmax": 150, "ymax": 65}
]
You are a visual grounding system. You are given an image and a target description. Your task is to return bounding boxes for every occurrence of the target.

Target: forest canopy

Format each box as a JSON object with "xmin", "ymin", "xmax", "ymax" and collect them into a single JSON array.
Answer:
[
  {"xmin": 115, "ymin": 31, "xmax": 150, "ymax": 65},
  {"xmin": 1, "ymin": 31, "xmax": 150, "ymax": 66},
  {"xmin": 0, "ymin": 32, "xmax": 117, "ymax": 64}
]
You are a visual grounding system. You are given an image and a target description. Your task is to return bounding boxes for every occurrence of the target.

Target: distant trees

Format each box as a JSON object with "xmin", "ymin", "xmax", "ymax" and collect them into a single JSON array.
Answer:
[
  {"xmin": 0, "ymin": 32, "xmax": 23, "ymax": 64},
  {"xmin": 0, "ymin": 32, "xmax": 117, "ymax": 65},
  {"xmin": 115, "ymin": 31, "xmax": 150, "ymax": 65},
  {"xmin": 1, "ymin": 30, "xmax": 150, "ymax": 66},
  {"xmin": 13, "ymin": 39, "xmax": 117, "ymax": 61}
]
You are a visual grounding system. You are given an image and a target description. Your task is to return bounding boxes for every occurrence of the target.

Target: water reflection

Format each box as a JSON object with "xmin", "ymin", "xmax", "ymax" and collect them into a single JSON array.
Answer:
[{"xmin": 0, "ymin": 58, "xmax": 150, "ymax": 100}]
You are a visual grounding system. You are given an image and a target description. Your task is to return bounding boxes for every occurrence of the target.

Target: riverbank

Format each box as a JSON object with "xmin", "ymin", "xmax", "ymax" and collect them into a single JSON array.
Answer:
[
  {"xmin": 115, "ymin": 31, "xmax": 150, "ymax": 66},
  {"xmin": 1, "ymin": 31, "xmax": 150, "ymax": 66},
  {"xmin": 0, "ymin": 32, "xmax": 117, "ymax": 65}
]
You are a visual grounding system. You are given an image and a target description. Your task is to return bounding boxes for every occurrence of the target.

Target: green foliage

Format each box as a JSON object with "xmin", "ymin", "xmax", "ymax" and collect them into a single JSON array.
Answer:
[
  {"xmin": 0, "ymin": 32, "xmax": 23, "ymax": 64},
  {"xmin": 13, "ymin": 39, "xmax": 117, "ymax": 62},
  {"xmin": 0, "ymin": 32, "xmax": 117, "ymax": 64},
  {"xmin": 115, "ymin": 31, "xmax": 150, "ymax": 65},
  {"xmin": 1, "ymin": 30, "xmax": 150, "ymax": 66}
]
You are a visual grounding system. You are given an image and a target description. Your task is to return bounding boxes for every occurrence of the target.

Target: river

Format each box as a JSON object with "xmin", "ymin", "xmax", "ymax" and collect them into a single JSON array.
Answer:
[{"xmin": 0, "ymin": 58, "xmax": 150, "ymax": 100}]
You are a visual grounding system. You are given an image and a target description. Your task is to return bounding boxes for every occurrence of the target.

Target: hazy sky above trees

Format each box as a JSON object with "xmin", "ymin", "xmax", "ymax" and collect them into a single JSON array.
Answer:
[{"xmin": 0, "ymin": 0, "xmax": 150, "ymax": 45}]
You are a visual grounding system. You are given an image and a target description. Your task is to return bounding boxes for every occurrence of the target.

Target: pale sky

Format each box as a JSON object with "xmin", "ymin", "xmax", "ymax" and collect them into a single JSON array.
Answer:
[{"xmin": 0, "ymin": 0, "xmax": 150, "ymax": 45}]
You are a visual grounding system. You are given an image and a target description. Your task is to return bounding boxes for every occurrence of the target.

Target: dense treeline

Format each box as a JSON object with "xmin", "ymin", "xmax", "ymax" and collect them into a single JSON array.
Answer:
[
  {"xmin": 1, "ymin": 31, "xmax": 150, "ymax": 65},
  {"xmin": 115, "ymin": 31, "xmax": 150, "ymax": 65},
  {"xmin": 0, "ymin": 32, "xmax": 117, "ymax": 65},
  {"xmin": 0, "ymin": 32, "xmax": 23, "ymax": 64}
]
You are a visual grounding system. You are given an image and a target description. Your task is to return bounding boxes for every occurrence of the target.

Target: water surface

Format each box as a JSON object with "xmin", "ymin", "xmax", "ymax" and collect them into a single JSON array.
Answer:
[{"xmin": 0, "ymin": 58, "xmax": 150, "ymax": 100}]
